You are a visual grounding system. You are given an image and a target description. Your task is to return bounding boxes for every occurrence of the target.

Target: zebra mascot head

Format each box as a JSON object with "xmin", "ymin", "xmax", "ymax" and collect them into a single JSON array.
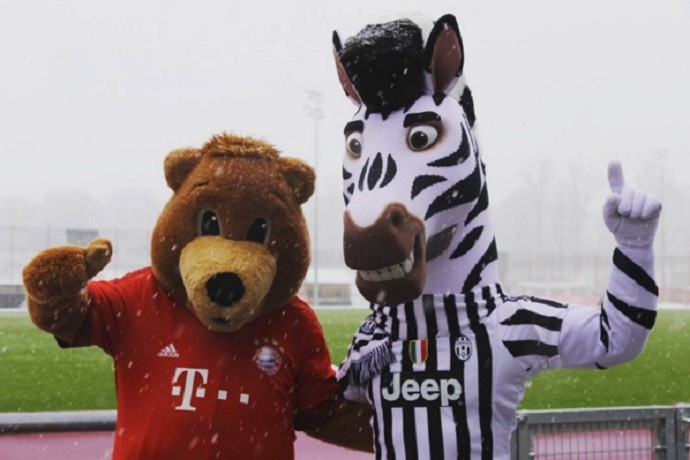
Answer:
[{"xmin": 333, "ymin": 14, "xmax": 499, "ymax": 306}]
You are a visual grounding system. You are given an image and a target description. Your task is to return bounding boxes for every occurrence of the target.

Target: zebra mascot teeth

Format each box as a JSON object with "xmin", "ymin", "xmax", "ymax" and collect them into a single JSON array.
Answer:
[{"xmin": 333, "ymin": 14, "xmax": 663, "ymax": 459}]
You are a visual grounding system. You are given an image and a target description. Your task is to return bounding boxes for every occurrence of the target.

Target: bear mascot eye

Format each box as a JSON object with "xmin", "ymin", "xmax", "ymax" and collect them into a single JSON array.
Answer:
[
  {"xmin": 246, "ymin": 217, "xmax": 271, "ymax": 245},
  {"xmin": 198, "ymin": 209, "xmax": 221, "ymax": 236}
]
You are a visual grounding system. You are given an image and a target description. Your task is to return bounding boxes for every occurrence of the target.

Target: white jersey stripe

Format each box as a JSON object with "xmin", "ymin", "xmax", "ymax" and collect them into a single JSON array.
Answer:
[{"xmin": 414, "ymin": 408, "xmax": 430, "ymax": 459}]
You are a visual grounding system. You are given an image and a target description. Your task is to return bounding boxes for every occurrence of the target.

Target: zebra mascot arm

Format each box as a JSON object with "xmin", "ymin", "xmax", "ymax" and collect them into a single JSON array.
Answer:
[{"xmin": 555, "ymin": 161, "xmax": 662, "ymax": 369}]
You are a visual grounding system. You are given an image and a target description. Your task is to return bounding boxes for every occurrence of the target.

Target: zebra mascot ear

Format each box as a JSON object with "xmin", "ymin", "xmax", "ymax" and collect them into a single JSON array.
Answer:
[
  {"xmin": 332, "ymin": 31, "xmax": 363, "ymax": 107},
  {"xmin": 424, "ymin": 14, "xmax": 465, "ymax": 96}
]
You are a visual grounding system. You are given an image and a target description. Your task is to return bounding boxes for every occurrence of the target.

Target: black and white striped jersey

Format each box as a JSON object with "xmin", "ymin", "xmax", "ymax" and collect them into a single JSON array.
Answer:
[{"xmin": 339, "ymin": 244, "xmax": 658, "ymax": 460}]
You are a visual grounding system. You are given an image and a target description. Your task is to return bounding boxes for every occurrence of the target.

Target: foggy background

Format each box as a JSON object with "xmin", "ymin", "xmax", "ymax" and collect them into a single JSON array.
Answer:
[{"xmin": 0, "ymin": 0, "xmax": 688, "ymax": 305}]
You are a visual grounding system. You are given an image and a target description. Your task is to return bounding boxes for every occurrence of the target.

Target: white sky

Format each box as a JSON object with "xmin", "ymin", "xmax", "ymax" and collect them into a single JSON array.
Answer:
[{"xmin": 0, "ymin": 0, "xmax": 688, "ymax": 218}]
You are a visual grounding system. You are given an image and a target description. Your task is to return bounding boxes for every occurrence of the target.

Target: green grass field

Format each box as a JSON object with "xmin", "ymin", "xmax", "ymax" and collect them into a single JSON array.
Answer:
[{"xmin": 1, "ymin": 309, "xmax": 689, "ymax": 412}]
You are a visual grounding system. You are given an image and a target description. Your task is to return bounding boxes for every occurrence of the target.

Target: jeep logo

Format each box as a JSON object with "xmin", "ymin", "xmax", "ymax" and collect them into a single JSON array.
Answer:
[{"xmin": 381, "ymin": 371, "xmax": 463, "ymax": 407}]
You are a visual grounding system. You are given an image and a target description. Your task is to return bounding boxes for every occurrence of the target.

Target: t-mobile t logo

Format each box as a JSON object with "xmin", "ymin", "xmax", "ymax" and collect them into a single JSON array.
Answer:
[{"xmin": 171, "ymin": 367, "xmax": 208, "ymax": 411}]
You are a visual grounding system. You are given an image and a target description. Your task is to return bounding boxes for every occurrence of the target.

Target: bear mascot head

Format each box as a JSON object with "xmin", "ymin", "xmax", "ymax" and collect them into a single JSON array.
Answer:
[{"xmin": 151, "ymin": 133, "xmax": 314, "ymax": 331}]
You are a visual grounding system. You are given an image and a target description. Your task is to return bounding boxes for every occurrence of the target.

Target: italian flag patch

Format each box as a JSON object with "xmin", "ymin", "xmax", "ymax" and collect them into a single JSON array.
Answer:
[{"xmin": 408, "ymin": 339, "xmax": 428, "ymax": 365}]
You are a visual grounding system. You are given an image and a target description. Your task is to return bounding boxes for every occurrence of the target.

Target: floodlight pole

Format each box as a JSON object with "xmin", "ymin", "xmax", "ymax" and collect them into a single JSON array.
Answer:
[{"xmin": 305, "ymin": 90, "xmax": 324, "ymax": 306}]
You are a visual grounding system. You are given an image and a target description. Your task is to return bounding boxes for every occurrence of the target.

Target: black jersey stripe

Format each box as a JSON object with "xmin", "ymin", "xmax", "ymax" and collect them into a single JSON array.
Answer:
[
  {"xmin": 423, "ymin": 294, "xmax": 438, "ymax": 340},
  {"xmin": 445, "ymin": 296, "xmax": 470, "ymax": 459},
  {"xmin": 400, "ymin": 346, "xmax": 418, "ymax": 459},
  {"xmin": 606, "ymin": 291, "xmax": 657, "ymax": 329},
  {"xmin": 343, "ymin": 167, "xmax": 353, "ymax": 180},
  {"xmin": 502, "ymin": 340, "xmax": 558, "ymax": 358},
  {"xmin": 423, "ymin": 293, "xmax": 442, "ymax": 457},
  {"xmin": 422, "ymin": 300, "xmax": 444, "ymax": 460},
  {"xmin": 404, "ymin": 301, "xmax": 418, "ymax": 341},
  {"xmin": 444, "ymin": 295, "xmax": 461, "ymax": 338},
  {"xmin": 402, "ymin": 408, "xmax": 417, "ymax": 458},
  {"xmin": 467, "ymin": 292, "xmax": 494, "ymax": 460},
  {"xmin": 368, "ymin": 383, "xmax": 383, "ymax": 460},
  {"xmin": 499, "ymin": 309, "xmax": 563, "ymax": 331},
  {"xmin": 401, "ymin": 302, "xmax": 418, "ymax": 459},
  {"xmin": 613, "ymin": 248, "xmax": 659, "ymax": 296},
  {"xmin": 347, "ymin": 183, "xmax": 355, "ymax": 195},
  {"xmin": 462, "ymin": 238, "xmax": 498, "ymax": 293},
  {"xmin": 451, "ymin": 364, "xmax": 471, "ymax": 460},
  {"xmin": 379, "ymin": 370, "xmax": 396, "ymax": 460},
  {"xmin": 450, "ymin": 225, "xmax": 483, "ymax": 259},
  {"xmin": 390, "ymin": 305, "xmax": 401, "ymax": 341}
]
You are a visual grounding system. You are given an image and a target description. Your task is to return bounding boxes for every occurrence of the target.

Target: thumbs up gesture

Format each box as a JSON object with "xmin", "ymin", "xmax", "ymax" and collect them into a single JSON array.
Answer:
[{"xmin": 603, "ymin": 161, "xmax": 662, "ymax": 247}]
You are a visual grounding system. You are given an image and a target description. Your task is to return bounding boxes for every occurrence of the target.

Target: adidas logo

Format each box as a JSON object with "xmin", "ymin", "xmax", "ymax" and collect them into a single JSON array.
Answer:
[{"xmin": 157, "ymin": 344, "xmax": 179, "ymax": 358}]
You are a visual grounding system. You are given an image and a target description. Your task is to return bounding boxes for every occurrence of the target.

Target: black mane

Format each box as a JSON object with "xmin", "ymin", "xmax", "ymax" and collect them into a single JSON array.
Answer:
[{"xmin": 339, "ymin": 19, "xmax": 425, "ymax": 116}]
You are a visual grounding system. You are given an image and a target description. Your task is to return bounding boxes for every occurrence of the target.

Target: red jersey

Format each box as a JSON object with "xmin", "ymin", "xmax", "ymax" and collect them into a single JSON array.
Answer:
[{"xmin": 82, "ymin": 267, "xmax": 337, "ymax": 459}]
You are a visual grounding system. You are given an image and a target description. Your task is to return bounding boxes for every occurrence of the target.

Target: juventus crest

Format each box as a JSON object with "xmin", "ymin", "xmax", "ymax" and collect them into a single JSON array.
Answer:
[{"xmin": 454, "ymin": 335, "xmax": 472, "ymax": 361}]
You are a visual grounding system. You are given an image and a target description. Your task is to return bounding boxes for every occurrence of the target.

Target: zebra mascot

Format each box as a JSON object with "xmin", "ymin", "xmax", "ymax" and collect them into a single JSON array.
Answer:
[{"xmin": 332, "ymin": 14, "xmax": 662, "ymax": 459}]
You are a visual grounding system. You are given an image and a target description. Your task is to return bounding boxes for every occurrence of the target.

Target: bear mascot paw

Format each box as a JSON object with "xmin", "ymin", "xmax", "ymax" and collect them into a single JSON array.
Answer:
[{"xmin": 23, "ymin": 133, "xmax": 373, "ymax": 458}]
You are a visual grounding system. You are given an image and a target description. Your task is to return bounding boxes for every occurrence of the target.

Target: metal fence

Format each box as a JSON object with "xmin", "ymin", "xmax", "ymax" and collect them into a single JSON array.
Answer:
[
  {"xmin": 512, "ymin": 406, "xmax": 690, "ymax": 459},
  {"xmin": 2, "ymin": 406, "xmax": 689, "ymax": 459}
]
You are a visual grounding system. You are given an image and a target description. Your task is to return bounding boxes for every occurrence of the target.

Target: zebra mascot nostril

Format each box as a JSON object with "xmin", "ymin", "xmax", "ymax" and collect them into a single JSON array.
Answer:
[{"xmin": 333, "ymin": 13, "xmax": 662, "ymax": 459}]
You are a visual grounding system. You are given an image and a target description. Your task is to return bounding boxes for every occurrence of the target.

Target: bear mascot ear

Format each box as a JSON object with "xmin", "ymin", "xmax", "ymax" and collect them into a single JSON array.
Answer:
[
  {"xmin": 278, "ymin": 157, "xmax": 315, "ymax": 205},
  {"xmin": 164, "ymin": 147, "xmax": 203, "ymax": 192}
]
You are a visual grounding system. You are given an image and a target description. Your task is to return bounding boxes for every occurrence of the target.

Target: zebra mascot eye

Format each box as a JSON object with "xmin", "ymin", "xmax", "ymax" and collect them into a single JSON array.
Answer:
[
  {"xmin": 407, "ymin": 125, "xmax": 439, "ymax": 151},
  {"xmin": 345, "ymin": 132, "xmax": 363, "ymax": 158}
]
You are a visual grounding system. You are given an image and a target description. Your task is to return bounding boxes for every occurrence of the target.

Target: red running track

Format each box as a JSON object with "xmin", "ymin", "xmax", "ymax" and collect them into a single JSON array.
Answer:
[
  {"xmin": 1, "ymin": 428, "xmax": 675, "ymax": 458},
  {"xmin": 0, "ymin": 432, "xmax": 372, "ymax": 460}
]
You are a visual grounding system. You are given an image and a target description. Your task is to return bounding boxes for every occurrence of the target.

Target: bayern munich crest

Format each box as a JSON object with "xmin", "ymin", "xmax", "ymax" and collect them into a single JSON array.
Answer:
[
  {"xmin": 253, "ymin": 345, "xmax": 283, "ymax": 376},
  {"xmin": 454, "ymin": 335, "xmax": 472, "ymax": 361}
]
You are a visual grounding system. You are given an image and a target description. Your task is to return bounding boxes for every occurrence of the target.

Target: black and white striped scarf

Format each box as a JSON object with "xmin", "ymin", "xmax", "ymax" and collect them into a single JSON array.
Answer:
[{"xmin": 336, "ymin": 310, "xmax": 394, "ymax": 390}]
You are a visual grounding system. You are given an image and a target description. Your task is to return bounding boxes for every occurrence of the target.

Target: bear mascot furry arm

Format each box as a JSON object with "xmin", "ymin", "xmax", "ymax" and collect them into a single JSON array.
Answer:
[{"xmin": 23, "ymin": 134, "xmax": 373, "ymax": 458}]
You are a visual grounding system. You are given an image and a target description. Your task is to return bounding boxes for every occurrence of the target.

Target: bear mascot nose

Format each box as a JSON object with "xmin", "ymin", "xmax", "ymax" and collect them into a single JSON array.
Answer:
[{"xmin": 206, "ymin": 272, "xmax": 245, "ymax": 307}]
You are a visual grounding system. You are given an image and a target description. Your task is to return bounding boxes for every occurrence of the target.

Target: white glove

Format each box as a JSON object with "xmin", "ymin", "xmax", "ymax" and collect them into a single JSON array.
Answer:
[{"xmin": 603, "ymin": 161, "xmax": 662, "ymax": 247}]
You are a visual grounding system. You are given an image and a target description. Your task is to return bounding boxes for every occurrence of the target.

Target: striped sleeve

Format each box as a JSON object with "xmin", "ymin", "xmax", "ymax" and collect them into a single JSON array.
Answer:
[
  {"xmin": 558, "ymin": 244, "xmax": 658, "ymax": 369},
  {"xmin": 494, "ymin": 296, "xmax": 569, "ymax": 374}
]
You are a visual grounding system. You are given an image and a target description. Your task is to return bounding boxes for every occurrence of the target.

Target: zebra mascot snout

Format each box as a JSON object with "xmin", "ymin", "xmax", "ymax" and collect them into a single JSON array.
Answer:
[
  {"xmin": 335, "ymin": 15, "xmax": 495, "ymax": 306},
  {"xmin": 333, "ymin": 13, "xmax": 662, "ymax": 460}
]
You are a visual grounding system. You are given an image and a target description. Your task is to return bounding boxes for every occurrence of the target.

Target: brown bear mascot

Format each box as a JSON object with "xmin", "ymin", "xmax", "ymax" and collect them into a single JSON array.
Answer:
[{"xmin": 23, "ymin": 134, "xmax": 372, "ymax": 458}]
